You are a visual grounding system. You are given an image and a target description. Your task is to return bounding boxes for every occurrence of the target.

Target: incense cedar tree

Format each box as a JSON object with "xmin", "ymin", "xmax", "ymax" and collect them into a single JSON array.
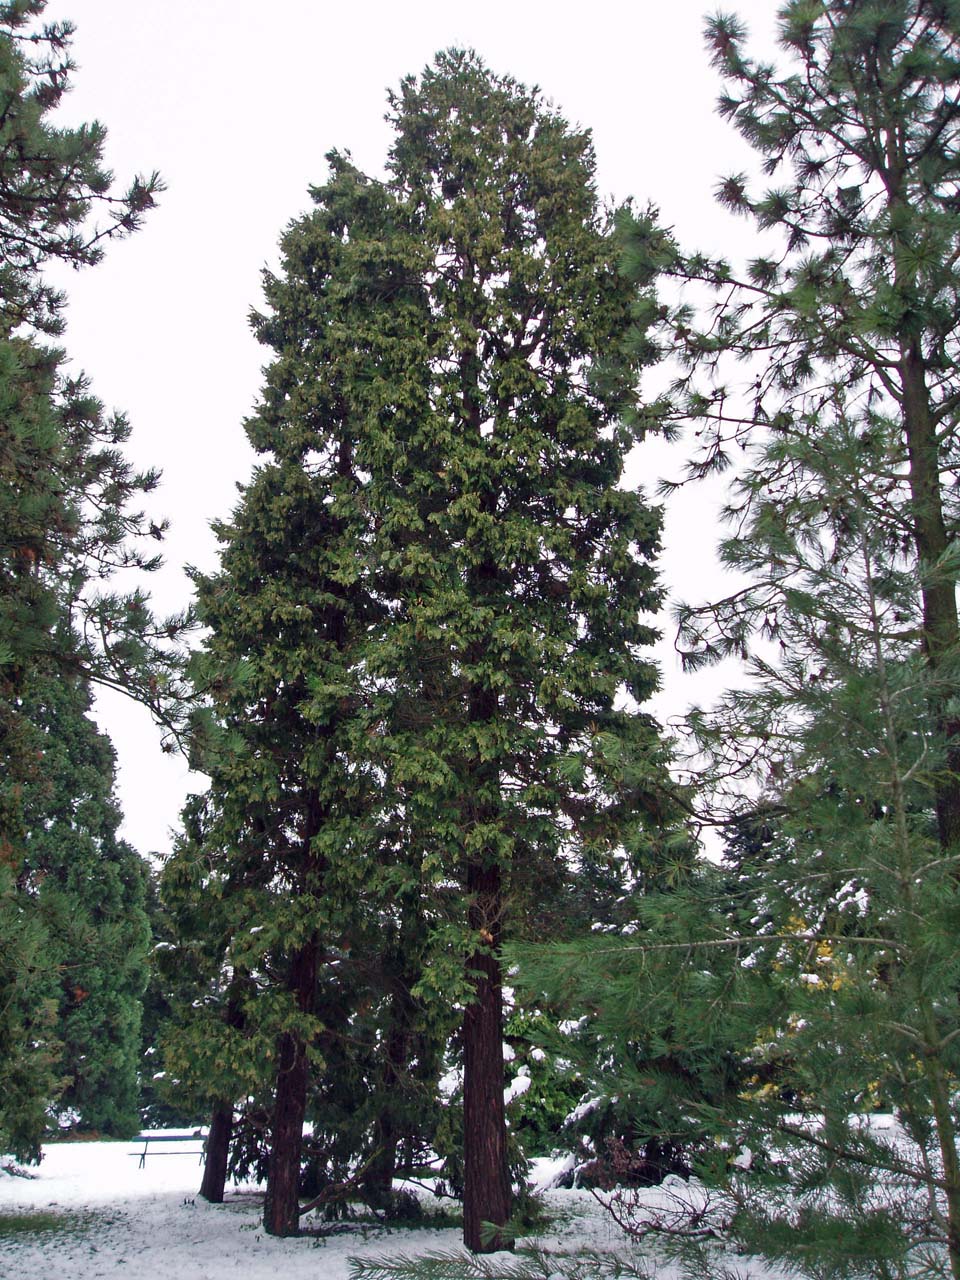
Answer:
[{"xmin": 174, "ymin": 50, "xmax": 679, "ymax": 1250}]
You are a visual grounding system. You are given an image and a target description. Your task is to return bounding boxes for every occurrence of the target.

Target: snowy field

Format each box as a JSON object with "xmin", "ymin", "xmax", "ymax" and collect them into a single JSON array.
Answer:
[{"xmin": 0, "ymin": 1135, "xmax": 777, "ymax": 1280}]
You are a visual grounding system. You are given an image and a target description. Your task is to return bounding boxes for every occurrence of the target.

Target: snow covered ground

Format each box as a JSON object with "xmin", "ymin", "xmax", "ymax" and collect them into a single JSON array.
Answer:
[{"xmin": 0, "ymin": 1136, "xmax": 775, "ymax": 1279}]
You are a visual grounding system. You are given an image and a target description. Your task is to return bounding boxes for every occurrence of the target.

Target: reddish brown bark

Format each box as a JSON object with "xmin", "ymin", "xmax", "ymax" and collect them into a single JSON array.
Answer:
[
  {"xmin": 263, "ymin": 935, "xmax": 320, "ymax": 1237},
  {"xmin": 199, "ymin": 1098, "xmax": 233, "ymax": 1203},
  {"xmin": 462, "ymin": 859, "xmax": 512, "ymax": 1253}
]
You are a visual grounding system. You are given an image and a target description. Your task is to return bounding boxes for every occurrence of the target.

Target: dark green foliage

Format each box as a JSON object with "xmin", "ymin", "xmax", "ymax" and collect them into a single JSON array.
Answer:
[
  {"xmin": 0, "ymin": 1, "xmax": 176, "ymax": 801},
  {"xmin": 0, "ymin": 2, "xmax": 180, "ymax": 1157},
  {"xmin": 0, "ymin": 0, "xmax": 181, "ymax": 794},
  {"xmin": 165, "ymin": 49, "xmax": 676, "ymax": 1246},
  {"xmin": 0, "ymin": 861, "xmax": 60, "ymax": 1161},
  {"xmin": 0, "ymin": 0, "xmax": 160, "ymax": 337},
  {"xmin": 506, "ymin": 3, "xmax": 960, "ymax": 1276},
  {"xmin": 137, "ymin": 867, "xmax": 199, "ymax": 1129},
  {"xmin": 502, "ymin": 1009, "xmax": 584, "ymax": 1160},
  {"xmin": 20, "ymin": 673, "xmax": 151, "ymax": 1136},
  {"xmin": 0, "ymin": 333, "xmax": 184, "ymax": 869},
  {"xmin": 509, "ymin": 873, "xmax": 751, "ymax": 1181},
  {"xmin": 365, "ymin": 55, "xmax": 677, "ymax": 1250},
  {"xmin": 161, "ymin": 182, "xmax": 411, "ymax": 1218},
  {"xmin": 157, "ymin": 793, "xmax": 282, "ymax": 1130},
  {"xmin": 0, "ymin": 669, "xmax": 152, "ymax": 1155},
  {"xmin": 347, "ymin": 1246, "xmax": 654, "ymax": 1280}
]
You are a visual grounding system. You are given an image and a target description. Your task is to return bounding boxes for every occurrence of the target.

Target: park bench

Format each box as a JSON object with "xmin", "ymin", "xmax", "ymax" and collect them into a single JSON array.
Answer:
[{"xmin": 131, "ymin": 1131, "xmax": 207, "ymax": 1169}]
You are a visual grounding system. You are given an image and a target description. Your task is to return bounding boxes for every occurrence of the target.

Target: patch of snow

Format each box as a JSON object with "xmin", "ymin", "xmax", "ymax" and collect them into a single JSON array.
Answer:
[
  {"xmin": 558, "ymin": 1018, "xmax": 587, "ymax": 1035},
  {"xmin": 0, "ymin": 1133, "xmax": 786, "ymax": 1280},
  {"xmin": 528, "ymin": 1154, "xmax": 575, "ymax": 1190},
  {"xmin": 564, "ymin": 1095, "xmax": 601, "ymax": 1125},
  {"xmin": 504, "ymin": 1072, "xmax": 531, "ymax": 1104},
  {"xmin": 0, "ymin": 1137, "xmax": 464, "ymax": 1280},
  {"xmin": 438, "ymin": 1066, "xmax": 462, "ymax": 1098}
]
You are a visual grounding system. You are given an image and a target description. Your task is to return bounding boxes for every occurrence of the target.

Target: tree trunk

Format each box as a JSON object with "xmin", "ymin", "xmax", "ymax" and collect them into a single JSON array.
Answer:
[
  {"xmin": 364, "ymin": 1012, "xmax": 406, "ymax": 1206},
  {"xmin": 458, "ymin": 343, "xmax": 513, "ymax": 1252},
  {"xmin": 364, "ymin": 890, "xmax": 431, "ymax": 1206},
  {"xmin": 901, "ymin": 341, "xmax": 960, "ymax": 853},
  {"xmin": 263, "ymin": 935, "xmax": 319, "ymax": 1237},
  {"xmin": 462, "ymin": 858, "xmax": 512, "ymax": 1253},
  {"xmin": 199, "ymin": 1098, "xmax": 233, "ymax": 1203},
  {"xmin": 198, "ymin": 990, "xmax": 245, "ymax": 1202}
]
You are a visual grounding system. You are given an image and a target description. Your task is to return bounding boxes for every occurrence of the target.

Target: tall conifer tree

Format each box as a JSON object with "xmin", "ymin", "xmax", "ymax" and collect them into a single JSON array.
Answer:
[
  {"xmin": 621, "ymin": 0, "xmax": 960, "ymax": 855},
  {"xmin": 176, "ymin": 51, "xmax": 674, "ymax": 1248},
  {"xmin": 373, "ymin": 54, "xmax": 672, "ymax": 1251},
  {"xmin": 534, "ymin": 2, "xmax": 960, "ymax": 1273},
  {"xmin": 21, "ymin": 669, "xmax": 151, "ymax": 1136},
  {"xmin": 172, "ymin": 159, "xmax": 410, "ymax": 1232},
  {"xmin": 0, "ymin": 0, "xmax": 181, "ymax": 1154}
]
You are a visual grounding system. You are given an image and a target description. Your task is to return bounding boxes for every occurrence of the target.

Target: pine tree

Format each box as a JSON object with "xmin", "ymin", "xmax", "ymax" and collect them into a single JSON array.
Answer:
[
  {"xmin": 686, "ymin": 402, "xmax": 960, "ymax": 1279},
  {"xmin": 0, "ymin": 1, "xmax": 181, "ymax": 1155},
  {"xmin": 519, "ymin": 409, "xmax": 960, "ymax": 1278},
  {"xmin": 537, "ymin": 3, "xmax": 960, "ymax": 1273},
  {"xmin": 0, "ymin": 0, "xmax": 159, "ymax": 338},
  {"xmin": 620, "ymin": 0, "xmax": 960, "ymax": 852},
  {"xmin": 0, "ymin": 0, "xmax": 176, "ymax": 780}
]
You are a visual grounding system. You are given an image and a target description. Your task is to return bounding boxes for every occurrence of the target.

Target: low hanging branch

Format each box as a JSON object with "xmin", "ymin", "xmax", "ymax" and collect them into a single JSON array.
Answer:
[{"xmin": 297, "ymin": 1148, "xmax": 383, "ymax": 1218}]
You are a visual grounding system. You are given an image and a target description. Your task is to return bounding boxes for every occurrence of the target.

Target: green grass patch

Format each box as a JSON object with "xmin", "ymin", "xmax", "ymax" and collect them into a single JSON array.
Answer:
[{"xmin": 0, "ymin": 1208, "xmax": 102, "ymax": 1241}]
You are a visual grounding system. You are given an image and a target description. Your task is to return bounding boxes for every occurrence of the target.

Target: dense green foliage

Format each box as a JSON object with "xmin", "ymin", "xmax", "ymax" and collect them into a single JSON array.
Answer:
[
  {"xmin": 0, "ymin": 0, "xmax": 178, "ymax": 1158},
  {"xmin": 507, "ymin": 3, "xmax": 960, "ymax": 1277},
  {"xmin": 22, "ymin": 673, "xmax": 151, "ymax": 1136},
  {"xmin": 164, "ymin": 49, "xmax": 678, "ymax": 1247},
  {"xmin": 10, "ymin": 4, "xmax": 960, "ymax": 1277}
]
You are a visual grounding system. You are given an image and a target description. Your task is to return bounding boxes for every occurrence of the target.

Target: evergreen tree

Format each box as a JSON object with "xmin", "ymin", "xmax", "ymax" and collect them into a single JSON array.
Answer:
[
  {"xmin": 138, "ymin": 862, "xmax": 200, "ymax": 1132},
  {"xmin": 520, "ymin": 412, "xmax": 960, "ymax": 1279},
  {"xmin": 0, "ymin": 0, "xmax": 176, "ymax": 800},
  {"xmin": 369, "ymin": 53, "xmax": 673, "ymax": 1253},
  {"xmin": 171, "ymin": 51, "xmax": 675, "ymax": 1249},
  {"xmin": 0, "ymin": 0, "xmax": 159, "ymax": 338},
  {"xmin": 0, "ymin": 1, "xmax": 181, "ymax": 1155},
  {"xmin": 0, "ymin": 859, "xmax": 60, "ymax": 1163},
  {"xmin": 621, "ymin": 0, "xmax": 960, "ymax": 851},
  {"xmin": 168, "ymin": 308, "xmax": 394, "ymax": 1233},
  {"xmin": 516, "ymin": 3, "xmax": 960, "ymax": 1273},
  {"xmin": 21, "ymin": 669, "xmax": 151, "ymax": 1136}
]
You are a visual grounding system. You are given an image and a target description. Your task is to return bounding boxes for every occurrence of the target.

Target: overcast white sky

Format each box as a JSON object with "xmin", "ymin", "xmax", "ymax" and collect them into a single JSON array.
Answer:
[{"xmin": 40, "ymin": 0, "xmax": 783, "ymax": 856}]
